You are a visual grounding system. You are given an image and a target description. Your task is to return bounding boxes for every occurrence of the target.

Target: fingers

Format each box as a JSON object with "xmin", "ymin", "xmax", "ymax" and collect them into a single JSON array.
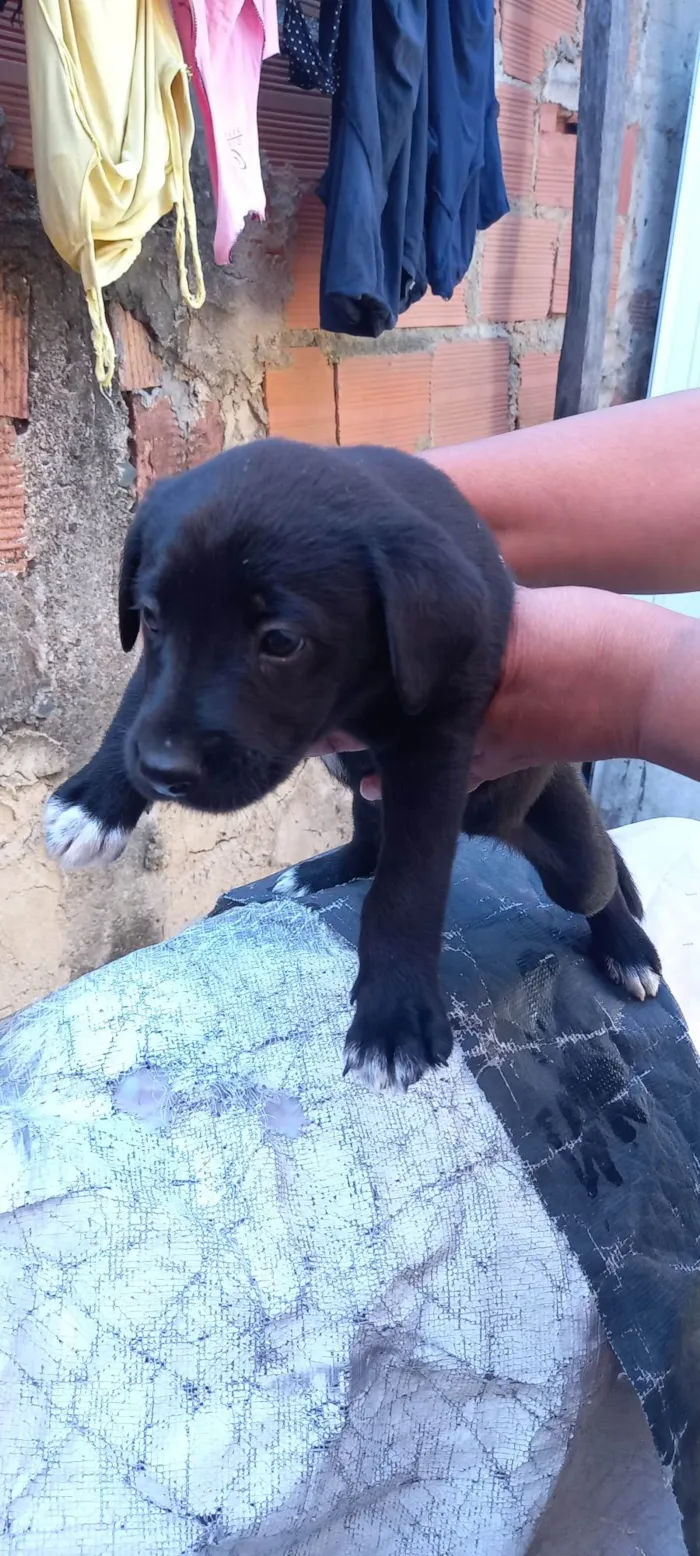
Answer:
[
  {"xmin": 308, "ymin": 733, "xmax": 530, "ymax": 799},
  {"xmin": 360, "ymin": 774, "xmax": 381, "ymax": 802},
  {"xmin": 306, "ymin": 731, "xmax": 382, "ymax": 800},
  {"xmin": 468, "ymin": 748, "xmax": 538, "ymax": 787},
  {"xmin": 306, "ymin": 731, "xmax": 368, "ymax": 758}
]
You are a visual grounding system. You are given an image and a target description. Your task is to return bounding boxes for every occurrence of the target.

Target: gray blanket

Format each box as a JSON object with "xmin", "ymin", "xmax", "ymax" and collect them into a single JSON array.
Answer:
[{"xmin": 1, "ymin": 826, "xmax": 695, "ymax": 1554}]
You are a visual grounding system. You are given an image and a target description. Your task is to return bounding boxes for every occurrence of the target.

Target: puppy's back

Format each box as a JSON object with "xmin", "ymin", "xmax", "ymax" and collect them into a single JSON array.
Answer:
[{"xmin": 335, "ymin": 445, "xmax": 500, "ymax": 573}]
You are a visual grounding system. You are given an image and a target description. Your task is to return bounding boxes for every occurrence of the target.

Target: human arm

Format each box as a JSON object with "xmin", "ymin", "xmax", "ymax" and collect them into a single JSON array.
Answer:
[
  {"xmin": 468, "ymin": 585, "xmax": 700, "ymax": 785},
  {"xmin": 313, "ymin": 391, "xmax": 700, "ymax": 789},
  {"xmin": 424, "ymin": 390, "xmax": 700, "ymax": 594},
  {"xmin": 314, "ymin": 585, "xmax": 700, "ymax": 794}
]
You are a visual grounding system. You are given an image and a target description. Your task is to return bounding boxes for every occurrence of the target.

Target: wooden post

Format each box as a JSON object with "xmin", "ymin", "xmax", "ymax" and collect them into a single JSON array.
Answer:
[{"xmin": 554, "ymin": 0, "xmax": 629, "ymax": 419}]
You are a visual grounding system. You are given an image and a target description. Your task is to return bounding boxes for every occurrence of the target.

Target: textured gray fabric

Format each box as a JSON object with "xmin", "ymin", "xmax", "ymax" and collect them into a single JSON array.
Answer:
[
  {"xmin": 3, "ymin": 816, "xmax": 698, "ymax": 1554},
  {"xmin": 0, "ymin": 899, "xmax": 597, "ymax": 1555}
]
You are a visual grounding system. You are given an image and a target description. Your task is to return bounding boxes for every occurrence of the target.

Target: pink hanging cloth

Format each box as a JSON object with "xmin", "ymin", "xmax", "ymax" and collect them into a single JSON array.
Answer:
[{"xmin": 171, "ymin": 0, "xmax": 279, "ymax": 264}]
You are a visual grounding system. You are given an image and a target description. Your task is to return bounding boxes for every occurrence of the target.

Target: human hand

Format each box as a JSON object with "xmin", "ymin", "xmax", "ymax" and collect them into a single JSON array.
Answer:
[{"xmin": 308, "ymin": 585, "xmax": 655, "ymax": 800}]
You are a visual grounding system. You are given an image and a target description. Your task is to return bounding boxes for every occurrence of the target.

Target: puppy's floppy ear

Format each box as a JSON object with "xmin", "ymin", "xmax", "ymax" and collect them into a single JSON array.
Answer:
[
  {"xmin": 118, "ymin": 508, "xmax": 145, "ymax": 652},
  {"xmin": 370, "ymin": 525, "xmax": 489, "ymax": 715}
]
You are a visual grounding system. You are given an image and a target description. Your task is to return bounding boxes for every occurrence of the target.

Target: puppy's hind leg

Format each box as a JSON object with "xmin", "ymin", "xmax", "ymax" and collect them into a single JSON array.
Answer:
[
  {"xmin": 588, "ymin": 835, "xmax": 660, "ymax": 999},
  {"xmin": 44, "ymin": 662, "xmax": 149, "ymax": 869},
  {"xmin": 612, "ymin": 842, "xmax": 644, "ymax": 920},
  {"xmin": 512, "ymin": 765, "xmax": 661, "ymax": 1000},
  {"xmin": 275, "ymin": 753, "xmax": 381, "ymax": 898}
]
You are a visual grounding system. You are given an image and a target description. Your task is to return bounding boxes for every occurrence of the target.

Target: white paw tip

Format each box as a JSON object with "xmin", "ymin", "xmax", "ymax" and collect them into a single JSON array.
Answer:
[
  {"xmin": 605, "ymin": 956, "xmax": 661, "ymax": 1002},
  {"xmin": 44, "ymin": 796, "xmax": 129, "ymax": 870},
  {"xmin": 273, "ymin": 866, "xmax": 309, "ymax": 899},
  {"xmin": 342, "ymin": 1041, "xmax": 424, "ymax": 1094}
]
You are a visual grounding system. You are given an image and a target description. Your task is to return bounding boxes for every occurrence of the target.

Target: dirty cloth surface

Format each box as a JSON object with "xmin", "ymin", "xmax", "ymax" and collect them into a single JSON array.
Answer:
[{"xmin": 1, "ymin": 819, "xmax": 699, "ymax": 1555}]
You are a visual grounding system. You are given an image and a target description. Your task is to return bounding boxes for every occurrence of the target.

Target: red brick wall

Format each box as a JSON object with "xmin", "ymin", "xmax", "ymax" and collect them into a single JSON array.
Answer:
[
  {"xmin": 0, "ymin": 0, "xmax": 642, "ymax": 574},
  {"xmin": 0, "ymin": 10, "xmax": 31, "ymax": 170},
  {"xmin": 111, "ymin": 305, "xmax": 226, "ymax": 499},
  {"xmin": 0, "ymin": 272, "xmax": 28, "ymax": 574},
  {"xmin": 261, "ymin": 0, "xmax": 639, "ymax": 454}
]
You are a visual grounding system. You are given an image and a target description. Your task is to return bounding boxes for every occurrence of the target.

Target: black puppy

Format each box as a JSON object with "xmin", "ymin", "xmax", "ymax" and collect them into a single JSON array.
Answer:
[{"xmin": 44, "ymin": 440, "xmax": 661, "ymax": 1089}]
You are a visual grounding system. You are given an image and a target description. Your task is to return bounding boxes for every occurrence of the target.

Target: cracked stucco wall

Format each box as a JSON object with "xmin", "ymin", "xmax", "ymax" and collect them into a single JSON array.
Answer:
[{"xmin": 0, "ymin": 159, "xmax": 350, "ymax": 1020}]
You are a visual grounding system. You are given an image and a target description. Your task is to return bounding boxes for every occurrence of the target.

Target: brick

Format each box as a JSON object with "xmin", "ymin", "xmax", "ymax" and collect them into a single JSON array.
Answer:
[
  {"xmin": 550, "ymin": 220, "xmax": 570, "ymax": 313},
  {"xmin": 0, "ymin": 12, "xmax": 32, "ymax": 170},
  {"xmin": 518, "ymin": 351, "xmax": 560, "ymax": 427},
  {"xmin": 538, "ymin": 103, "xmax": 560, "ymax": 134},
  {"xmin": 397, "ymin": 283, "xmax": 466, "ymax": 329},
  {"xmin": 432, "ymin": 339, "xmax": 510, "ymax": 446},
  {"xmin": 111, "ymin": 305, "xmax": 161, "ymax": 392},
  {"xmin": 497, "ymin": 85, "xmax": 536, "ymax": 201},
  {"xmin": 0, "ymin": 273, "xmax": 29, "ymax": 419},
  {"xmin": 535, "ymin": 109, "xmax": 577, "ymax": 208},
  {"xmin": 501, "ymin": 0, "xmax": 577, "ymax": 82},
  {"xmin": 265, "ymin": 347, "xmax": 336, "ymax": 443},
  {"xmin": 618, "ymin": 124, "xmax": 639, "ymax": 217},
  {"xmin": 130, "ymin": 396, "xmax": 185, "ymax": 499},
  {"xmin": 188, "ymin": 399, "xmax": 225, "ymax": 468},
  {"xmin": 481, "ymin": 215, "xmax": 558, "ymax": 321},
  {"xmin": 337, "ymin": 353, "xmax": 431, "ymax": 453},
  {"xmin": 0, "ymin": 419, "xmax": 27, "ymax": 573},
  {"xmin": 258, "ymin": 57, "xmax": 331, "ymax": 187},
  {"xmin": 286, "ymin": 194, "xmax": 324, "ymax": 330},
  {"xmin": 130, "ymin": 394, "xmax": 225, "ymax": 497}
]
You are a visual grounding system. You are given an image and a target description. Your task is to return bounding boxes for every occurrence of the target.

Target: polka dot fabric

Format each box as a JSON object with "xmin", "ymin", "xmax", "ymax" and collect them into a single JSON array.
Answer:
[{"xmin": 280, "ymin": 0, "xmax": 342, "ymax": 95}]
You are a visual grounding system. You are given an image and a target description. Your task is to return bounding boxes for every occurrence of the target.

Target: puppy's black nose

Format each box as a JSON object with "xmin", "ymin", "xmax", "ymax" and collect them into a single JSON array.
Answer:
[{"xmin": 134, "ymin": 739, "xmax": 202, "ymax": 800}]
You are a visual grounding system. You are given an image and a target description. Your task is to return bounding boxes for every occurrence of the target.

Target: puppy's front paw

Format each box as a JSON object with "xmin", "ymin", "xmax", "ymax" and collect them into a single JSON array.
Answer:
[
  {"xmin": 44, "ymin": 794, "xmax": 130, "ymax": 869},
  {"xmin": 343, "ymin": 979, "xmax": 453, "ymax": 1093},
  {"xmin": 44, "ymin": 764, "xmax": 146, "ymax": 871},
  {"xmin": 273, "ymin": 864, "xmax": 311, "ymax": 899},
  {"xmin": 273, "ymin": 843, "xmax": 375, "ymax": 900}
]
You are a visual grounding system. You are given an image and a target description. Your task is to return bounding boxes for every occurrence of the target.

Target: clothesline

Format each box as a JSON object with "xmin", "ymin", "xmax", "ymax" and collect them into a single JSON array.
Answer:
[{"xmin": 18, "ymin": 0, "xmax": 507, "ymax": 387}]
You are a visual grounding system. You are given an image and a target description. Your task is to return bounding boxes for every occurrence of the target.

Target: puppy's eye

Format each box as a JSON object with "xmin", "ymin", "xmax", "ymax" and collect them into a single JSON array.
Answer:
[
  {"xmin": 141, "ymin": 605, "xmax": 160, "ymax": 635},
  {"xmin": 259, "ymin": 626, "xmax": 304, "ymax": 660}
]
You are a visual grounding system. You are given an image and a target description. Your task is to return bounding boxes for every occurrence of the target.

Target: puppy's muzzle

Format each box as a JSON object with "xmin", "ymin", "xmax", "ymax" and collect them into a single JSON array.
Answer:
[{"xmin": 130, "ymin": 734, "xmax": 203, "ymax": 801}]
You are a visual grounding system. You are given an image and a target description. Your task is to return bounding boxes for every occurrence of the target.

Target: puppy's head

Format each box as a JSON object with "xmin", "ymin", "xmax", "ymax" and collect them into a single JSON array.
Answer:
[{"xmin": 119, "ymin": 440, "xmax": 490, "ymax": 813}]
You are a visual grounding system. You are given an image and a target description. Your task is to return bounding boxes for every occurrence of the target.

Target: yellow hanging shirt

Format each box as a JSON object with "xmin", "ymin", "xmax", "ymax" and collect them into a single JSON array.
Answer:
[{"xmin": 23, "ymin": 0, "xmax": 205, "ymax": 389}]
